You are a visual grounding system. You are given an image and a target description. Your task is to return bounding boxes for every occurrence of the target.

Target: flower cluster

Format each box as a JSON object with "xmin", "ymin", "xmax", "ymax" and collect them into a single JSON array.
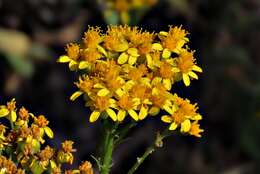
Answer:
[
  {"xmin": 0, "ymin": 99, "xmax": 94, "ymax": 174},
  {"xmin": 104, "ymin": 0, "xmax": 158, "ymax": 24},
  {"xmin": 58, "ymin": 25, "xmax": 203, "ymax": 137}
]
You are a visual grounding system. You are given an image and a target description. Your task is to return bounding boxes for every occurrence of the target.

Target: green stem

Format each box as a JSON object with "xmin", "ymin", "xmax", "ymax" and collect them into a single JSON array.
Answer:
[
  {"xmin": 127, "ymin": 145, "xmax": 155, "ymax": 174},
  {"xmin": 101, "ymin": 121, "xmax": 117, "ymax": 174},
  {"xmin": 10, "ymin": 120, "xmax": 14, "ymax": 129},
  {"xmin": 101, "ymin": 132, "xmax": 114, "ymax": 174},
  {"xmin": 127, "ymin": 129, "xmax": 172, "ymax": 174}
]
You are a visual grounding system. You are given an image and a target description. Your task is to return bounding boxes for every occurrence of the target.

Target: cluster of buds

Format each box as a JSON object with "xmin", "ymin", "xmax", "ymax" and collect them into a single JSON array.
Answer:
[
  {"xmin": 58, "ymin": 25, "xmax": 204, "ymax": 137},
  {"xmin": 0, "ymin": 99, "xmax": 94, "ymax": 174}
]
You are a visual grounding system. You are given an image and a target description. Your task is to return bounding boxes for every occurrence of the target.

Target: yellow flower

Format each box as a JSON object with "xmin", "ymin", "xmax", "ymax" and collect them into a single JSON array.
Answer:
[
  {"xmin": 57, "ymin": 43, "xmax": 81, "ymax": 71},
  {"xmin": 79, "ymin": 161, "xmax": 94, "ymax": 174},
  {"xmin": 33, "ymin": 115, "xmax": 54, "ymax": 139},
  {"xmin": 130, "ymin": 84, "xmax": 152, "ymax": 120},
  {"xmin": 146, "ymin": 51, "xmax": 161, "ymax": 70},
  {"xmin": 149, "ymin": 81, "xmax": 175, "ymax": 117},
  {"xmin": 176, "ymin": 49, "xmax": 203, "ymax": 86},
  {"xmin": 156, "ymin": 61, "xmax": 180, "ymax": 90},
  {"xmin": 127, "ymin": 64, "xmax": 147, "ymax": 81},
  {"xmin": 83, "ymin": 26, "xmax": 103, "ymax": 49},
  {"xmin": 0, "ymin": 98, "xmax": 17, "ymax": 122},
  {"xmin": 116, "ymin": 94, "xmax": 139, "ymax": 121},
  {"xmin": 89, "ymin": 96, "xmax": 117, "ymax": 122},
  {"xmin": 160, "ymin": 26, "xmax": 189, "ymax": 55},
  {"xmin": 81, "ymin": 48, "xmax": 102, "ymax": 64},
  {"xmin": 189, "ymin": 121, "xmax": 204, "ymax": 138},
  {"xmin": 161, "ymin": 95, "xmax": 202, "ymax": 133},
  {"xmin": 103, "ymin": 26, "xmax": 129, "ymax": 52}
]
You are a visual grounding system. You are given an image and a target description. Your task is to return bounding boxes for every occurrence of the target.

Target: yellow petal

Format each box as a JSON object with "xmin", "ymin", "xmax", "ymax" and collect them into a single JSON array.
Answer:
[
  {"xmin": 149, "ymin": 107, "xmax": 160, "ymax": 116},
  {"xmin": 127, "ymin": 48, "xmax": 139, "ymax": 57},
  {"xmin": 109, "ymin": 98, "xmax": 116, "ymax": 104},
  {"xmin": 159, "ymin": 31, "xmax": 168, "ymax": 36},
  {"xmin": 172, "ymin": 67, "xmax": 180, "ymax": 73},
  {"xmin": 31, "ymin": 139, "xmax": 40, "ymax": 151},
  {"xmin": 79, "ymin": 61, "xmax": 91, "ymax": 70},
  {"xmin": 94, "ymin": 83, "xmax": 105, "ymax": 88},
  {"xmin": 183, "ymin": 73, "xmax": 190, "ymax": 86},
  {"xmin": 140, "ymin": 78, "xmax": 151, "ymax": 87},
  {"xmin": 143, "ymin": 98, "xmax": 152, "ymax": 105},
  {"xmin": 97, "ymin": 88, "xmax": 110, "ymax": 96},
  {"xmin": 0, "ymin": 108, "xmax": 9, "ymax": 117},
  {"xmin": 171, "ymin": 104, "xmax": 178, "ymax": 113},
  {"xmin": 172, "ymin": 48, "xmax": 181, "ymax": 54},
  {"xmin": 146, "ymin": 54, "xmax": 153, "ymax": 69},
  {"xmin": 118, "ymin": 52, "xmax": 129, "ymax": 64},
  {"xmin": 161, "ymin": 115, "xmax": 172, "ymax": 123},
  {"xmin": 97, "ymin": 45, "xmax": 108, "ymax": 57},
  {"xmin": 152, "ymin": 88, "xmax": 159, "ymax": 96},
  {"xmin": 44, "ymin": 126, "xmax": 54, "ymax": 139},
  {"xmin": 70, "ymin": 91, "xmax": 83, "ymax": 101},
  {"xmin": 163, "ymin": 105, "xmax": 173, "ymax": 115},
  {"xmin": 123, "ymin": 80, "xmax": 135, "ymax": 91},
  {"xmin": 162, "ymin": 49, "xmax": 171, "ymax": 59},
  {"xmin": 139, "ymin": 106, "xmax": 148, "ymax": 120},
  {"xmin": 57, "ymin": 55, "xmax": 71, "ymax": 63},
  {"xmin": 169, "ymin": 122, "xmax": 178, "ymax": 130},
  {"xmin": 128, "ymin": 109, "xmax": 138, "ymax": 121},
  {"xmin": 128, "ymin": 55, "xmax": 138, "ymax": 65},
  {"xmin": 89, "ymin": 111, "xmax": 101, "ymax": 122},
  {"xmin": 181, "ymin": 120, "xmax": 191, "ymax": 132},
  {"xmin": 39, "ymin": 127, "xmax": 45, "ymax": 137},
  {"xmin": 176, "ymin": 40, "xmax": 186, "ymax": 50},
  {"xmin": 115, "ymin": 88, "xmax": 124, "ymax": 97},
  {"xmin": 132, "ymin": 98, "xmax": 141, "ymax": 106},
  {"xmin": 193, "ymin": 114, "xmax": 202, "ymax": 120},
  {"xmin": 163, "ymin": 79, "xmax": 172, "ymax": 90},
  {"xmin": 152, "ymin": 43, "xmax": 163, "ymax": 51},
  {"xmin": 115, "ymin": 42, "xmax": 129, "ymax": 52},
  {"xmin": 188, "ymin": 71, "xmax": 198, "ymax": 79},
  {"xmin": 69, "ymin": 60, "xmax": 78, "ymax": 71},
  {"xmin": 117, "ymin": 110, "xmax": 126, "ymax": 122},
  {"xmin": 151, "ymin": 77, "xmax": 162, "ymax": 86},
  {"xmin": 50, "ymin": 160, "xmax": 57, "ymax": 169},
  {"xmin": 106, "ymin": 109, "xmax": 117, "ymax": 121},
  {"xmin": 192, "ymin": 65, "xmax": 203, "ymax": 73},
  {"xmin": 10, "ymin": 110, "xmax": 17, "ymax": 122}
]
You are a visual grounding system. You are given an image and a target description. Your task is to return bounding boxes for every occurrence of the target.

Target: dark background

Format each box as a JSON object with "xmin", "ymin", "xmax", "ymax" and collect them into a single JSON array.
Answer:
[{"xmin": 0, "ymin": 0, "xmax": 260, "ymax": 173}]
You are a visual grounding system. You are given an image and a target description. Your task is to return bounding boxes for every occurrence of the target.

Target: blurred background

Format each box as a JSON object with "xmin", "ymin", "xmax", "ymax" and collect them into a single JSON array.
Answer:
[{"xmin": 0, "ymin": 0, "xmax": 260, "ymax": 173}]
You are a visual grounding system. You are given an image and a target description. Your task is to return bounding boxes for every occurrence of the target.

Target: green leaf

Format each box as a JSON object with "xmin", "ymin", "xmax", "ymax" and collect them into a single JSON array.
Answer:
[
  {"xmin": 6, "ymin": 54, "xmax": 34, "ymax": 78},
  {"xmin": 104, "ymin": 10, "xmax": 120, "ymax": 25}
]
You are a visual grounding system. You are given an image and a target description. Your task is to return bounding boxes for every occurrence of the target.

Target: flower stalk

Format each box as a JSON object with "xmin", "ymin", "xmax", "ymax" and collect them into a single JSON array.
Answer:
[
  {"xmin": 101, "ymin": 131, "xmax": 114, "ymax": 174},
  {"xmin": 127, "ymin": 129, "xmax": 172, "ymax": 174},
  {"xmin": 100, "ymin": 120, "xmax": 118, "ymax": 174}
]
